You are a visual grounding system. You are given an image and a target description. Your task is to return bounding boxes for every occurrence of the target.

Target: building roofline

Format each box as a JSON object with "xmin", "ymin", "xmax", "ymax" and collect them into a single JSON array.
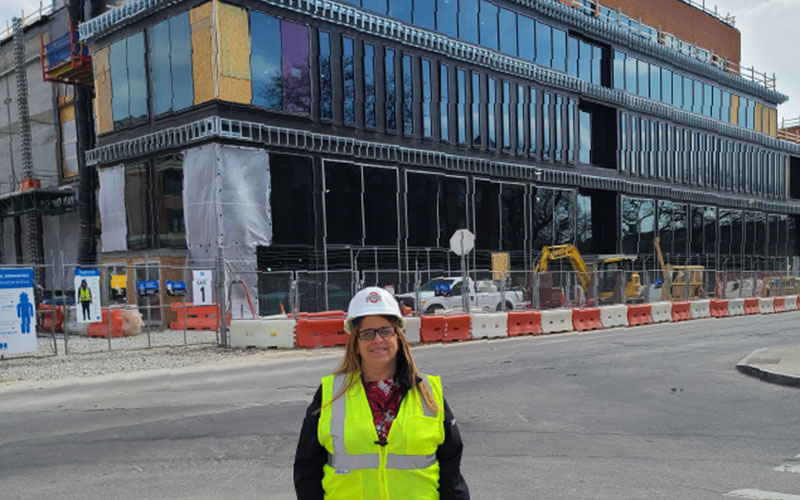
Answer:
[{"xmin": 78, "ymin": 0, "xmax": 788, "ymax": 105}]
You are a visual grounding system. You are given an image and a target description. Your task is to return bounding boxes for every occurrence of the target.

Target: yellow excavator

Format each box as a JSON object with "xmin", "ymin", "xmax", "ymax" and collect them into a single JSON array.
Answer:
[{"xmin": 534, "ymin": 244, "xmax": 642, "ymax": 304}]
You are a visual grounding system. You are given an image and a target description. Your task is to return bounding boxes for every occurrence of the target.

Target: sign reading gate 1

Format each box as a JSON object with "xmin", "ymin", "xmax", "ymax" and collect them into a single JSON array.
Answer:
[
  {"xmin": 192, "ymin": 270, "xmax": 212, "ymax": 306},
  {"xmin": 0, "ymin": 268, "xmax": 37, "ymax": 355}
]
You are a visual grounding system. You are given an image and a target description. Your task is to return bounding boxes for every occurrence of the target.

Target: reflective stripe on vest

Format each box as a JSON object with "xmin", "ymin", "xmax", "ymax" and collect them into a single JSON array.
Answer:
[{"xmin": 327, "ymin": 373, "xmax": 438, "ymax": 470}]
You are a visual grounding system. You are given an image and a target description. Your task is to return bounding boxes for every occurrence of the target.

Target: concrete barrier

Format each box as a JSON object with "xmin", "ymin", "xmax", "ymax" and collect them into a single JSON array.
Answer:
[
  {"xmin": 743, "ymin": 298, "xmax": 760, "ymax": 315},
  {"xmin": 773, "ymin": 296, "xmax": 786, "ymax": 313},
  {"xmin": 690, "ymin": 300, "xmax": 711, "ymax": 319},
  {"xmin": 572, "ymin": 308, "xmax": 602, "ymax": 332},
  {"xmin": 671, "ymin": 302, "xmax": 691, "ymax": 322},
  {"xmin": 507, "ymin": 311, "xmax": 542, "ymax": 336},
  {"xmin": 627, "ymin": 304, "xmax": 653, "ymax": 326},
  {"xmin": 404, "ymin": 316, "xmax": 421, "ymax": 343},
  {"xmin": 470, "ymin": 313, "xmax": 508, "ymax": 339},
  {"xmin": 759, "ymin": 297, "xmax": 774, "ymax": 314},
  {"xmin": 785, "ymin": 296, "xmax": 798, "ymax": 312},
  {"xmin": 650, "ymin": 302, "xmax": 672, "ymax": 323},
  {"xmin": 541, "ymin": 309, "xmax": 574, "ymax": 334},
  {"xmin": 600, "ymin": 304, "xmax": 628, "ymax": 328},
  {"xmin": 727, "ymin": 298, "xmax": 745, "ymax": 316},
  {"xmin": 230, "ymin": 318, "xmax": 295, "ymax": 348},
  {"xmin": 710, "ymin": 300, "xmax": 729, "ymax": 318}
]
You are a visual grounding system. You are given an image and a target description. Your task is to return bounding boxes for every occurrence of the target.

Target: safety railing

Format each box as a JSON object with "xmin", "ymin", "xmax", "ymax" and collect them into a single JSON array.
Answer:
[
  {"xmin": 566, "ymin": 0, "xmax": 776, "ymax": 91},
  {"xmin": 0, "ymin": 1, "xmax": 54, "ymax": 44}
]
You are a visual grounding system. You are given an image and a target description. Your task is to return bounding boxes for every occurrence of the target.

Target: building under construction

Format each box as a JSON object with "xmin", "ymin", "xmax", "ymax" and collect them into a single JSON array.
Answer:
[
  {"xmin": 0, "ymin": 1, "xmax": 82, "ymax": 290},
  {"xmin": 4, "ymin": 0, "xmax": 800, "ymax": 314}
]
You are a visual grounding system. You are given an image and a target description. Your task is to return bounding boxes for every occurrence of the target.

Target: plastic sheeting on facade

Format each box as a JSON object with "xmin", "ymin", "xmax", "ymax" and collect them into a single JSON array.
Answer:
[
  {"xmin": 183, "ymin": 143, "xmax": 271, "ymax": 318},
  {"xmin": 98, "ymin": 165, "xmax": 127, "ymax": 253}
]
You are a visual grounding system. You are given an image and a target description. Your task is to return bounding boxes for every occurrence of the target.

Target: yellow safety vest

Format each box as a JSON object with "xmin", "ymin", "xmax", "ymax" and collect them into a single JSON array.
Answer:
[
  {"xmin": 79, "ymin": 287, "xmax": 91, "ymax": 302},
  {"xmin": 317, "ymin": 372, "xmax": 445, "ymax": 500}
]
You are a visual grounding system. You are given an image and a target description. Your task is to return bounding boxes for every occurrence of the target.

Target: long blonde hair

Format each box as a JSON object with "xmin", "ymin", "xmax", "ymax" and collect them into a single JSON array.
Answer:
[{"xmin": 323, "ymin": 316, "xmax": 440, "ymax": 415}]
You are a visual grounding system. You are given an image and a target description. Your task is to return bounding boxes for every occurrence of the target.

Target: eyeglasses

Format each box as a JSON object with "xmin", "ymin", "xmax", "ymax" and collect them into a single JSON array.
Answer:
[{"xmin": 357, "ymin": 326, "xmax": 396, "ymax": 341}]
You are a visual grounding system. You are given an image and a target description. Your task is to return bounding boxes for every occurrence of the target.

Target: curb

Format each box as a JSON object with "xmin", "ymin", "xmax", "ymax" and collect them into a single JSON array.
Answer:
[{"xmin": 736, "ymin": 348, "xmax": 800, "ymax": 388}]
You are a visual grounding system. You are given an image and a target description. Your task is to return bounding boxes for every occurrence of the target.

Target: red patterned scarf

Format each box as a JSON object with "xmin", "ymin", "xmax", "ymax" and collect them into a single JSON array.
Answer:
[{"xmin": 363, "ymin": 379, "xmax": 404, "ymax": 441}]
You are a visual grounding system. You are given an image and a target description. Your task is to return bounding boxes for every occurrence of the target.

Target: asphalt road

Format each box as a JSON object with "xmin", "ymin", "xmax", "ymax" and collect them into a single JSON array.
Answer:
[{"xmin": 1, "ymin": 313, "xmax": 799, "ymax": 499}]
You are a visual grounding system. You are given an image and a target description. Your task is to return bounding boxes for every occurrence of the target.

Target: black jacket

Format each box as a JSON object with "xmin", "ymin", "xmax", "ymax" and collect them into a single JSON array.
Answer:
[{"xmin": 293, "ymin": 382, "xmax": 470, "ymax": 500}]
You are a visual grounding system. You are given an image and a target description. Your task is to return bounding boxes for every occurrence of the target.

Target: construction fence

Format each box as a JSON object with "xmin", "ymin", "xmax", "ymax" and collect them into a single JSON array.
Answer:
[{"xmin": 1, "ymin": 253, "xmax": 799, "ymax": 359}]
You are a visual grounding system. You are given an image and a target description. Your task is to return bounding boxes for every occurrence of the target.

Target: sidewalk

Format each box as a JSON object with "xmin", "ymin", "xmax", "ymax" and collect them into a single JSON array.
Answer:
[{"xmin": 737, "ymin": 345, "xmax": 800, "ymax": 388}]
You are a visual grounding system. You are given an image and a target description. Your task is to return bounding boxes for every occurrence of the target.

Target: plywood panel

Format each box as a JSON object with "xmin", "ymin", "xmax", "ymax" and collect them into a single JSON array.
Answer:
[
  {"xmin": 729, "ymin": 94, "xmax": 739, "ymax": 125},
  {"xmin": 191, "ymin": 1, "xmax": 216, "ymax": 104},
  {"xmin": 216, "ymin": 2, "xmax": 252, "ymax": 104},
  {"xmin": 768, "ymin": 107, "xmax": 777, "ymax": 137},
  {"xmin": 754, "ymin": 102, "xmax": 763, "ymax": 132},
  {"xmin": 93, "ymin": 46, "xmax": 113, "ymax": 135}
]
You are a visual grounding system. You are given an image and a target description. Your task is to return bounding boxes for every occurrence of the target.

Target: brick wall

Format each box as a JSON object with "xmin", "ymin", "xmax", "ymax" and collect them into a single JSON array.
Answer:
[{"xmin": 558, "ymin": 0, "xmax": 741, "ymax": 64}]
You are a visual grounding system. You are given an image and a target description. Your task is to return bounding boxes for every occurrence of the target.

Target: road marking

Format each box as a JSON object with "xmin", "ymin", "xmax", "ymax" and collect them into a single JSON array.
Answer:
[
  {"xmin": 724, "ymin": 490, "xmax": 800, "ymax": 500},
  {"xmin": 774, "ymin": 463, "xmax": 800, "ymax": 473}
]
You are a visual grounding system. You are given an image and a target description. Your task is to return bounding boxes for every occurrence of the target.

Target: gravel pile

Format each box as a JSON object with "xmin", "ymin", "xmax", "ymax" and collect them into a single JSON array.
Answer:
[{"xmin": 0, "ymin": 330, "xmax": 341, "ymax": 384}]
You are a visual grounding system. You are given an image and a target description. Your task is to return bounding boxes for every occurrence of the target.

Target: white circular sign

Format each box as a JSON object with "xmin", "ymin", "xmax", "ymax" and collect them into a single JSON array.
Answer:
[{"xmin": 449, "ymin": 229, "xmax": 475, "ymax": 256}]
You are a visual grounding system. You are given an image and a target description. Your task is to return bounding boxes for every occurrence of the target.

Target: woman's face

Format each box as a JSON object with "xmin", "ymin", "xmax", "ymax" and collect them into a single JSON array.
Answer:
[{"xmin": 356, "ymin": 315, "xmax": 399, "ymax": 372}]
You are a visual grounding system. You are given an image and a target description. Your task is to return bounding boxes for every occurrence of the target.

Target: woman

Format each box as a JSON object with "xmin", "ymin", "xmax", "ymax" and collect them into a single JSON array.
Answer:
[{"xmin": 294, "ymin": 287, "xmax": 469, "ymax": 500}]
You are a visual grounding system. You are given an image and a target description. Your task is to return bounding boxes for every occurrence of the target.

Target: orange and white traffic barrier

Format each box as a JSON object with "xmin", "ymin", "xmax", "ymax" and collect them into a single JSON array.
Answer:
[
  {"xmin": 650, "ymin": 302, "xmax": 672, "ymax": 323},
  {"xmin": 599, "ymin": 304, "xmax": 628, "ymax": 328},
  {"xmin": 671, "ymin": 302, "xmax": 691, "ymax": 321},
  {"xmin": 773, "ymin": 296, "xmax": 786, "ymax": 313},
  {"xmin": 470, "ymin": 313, "xmax": 508, "ymax": 339},
  {"xmin": 710, "ymin": 300, "xmax": 729, "ymax": 318},
  {"xmin": 784, "ymin": 296, "xmax": 798, "ymax": 312},
  {"xmin": 727, "ymin": 298, "xmax": 745, "ymax": 316},
  {"xmin": 230, "ymin": 318, "xmax": 295, "ymax": 348},
  {"xmin": 689, "ymin": 300, "xmax": 711, "ymax": 319},
  {"xmin": 404, "ymin": 316, "xmax": 421, "ymax": 343},
  {"xmin": 541, "ymin": 308, "xmax": 573, "ymax": 334},
  {"xmin": 758, "ymin": 297, "xmax": 774, "ymax": 314},
  {"xmin": 507, "ymin": 311, "xmax": 542, "ymax": 336},
  {"xmin": 627, "ymin": 304, "xmax": 652, "ymax": 326},
  {"xmin": 743, "ymin": 298, "xmax": 760, "ymax": 315},
  {"xmin": 572, "ymin": 307, "xmax": 602, "ymax": 332}
]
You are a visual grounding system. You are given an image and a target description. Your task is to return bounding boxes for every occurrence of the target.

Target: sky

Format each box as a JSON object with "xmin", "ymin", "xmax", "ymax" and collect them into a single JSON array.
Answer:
[{"xmin": 1, "ymin": 0, "xmax": 798, "ymax": 123}]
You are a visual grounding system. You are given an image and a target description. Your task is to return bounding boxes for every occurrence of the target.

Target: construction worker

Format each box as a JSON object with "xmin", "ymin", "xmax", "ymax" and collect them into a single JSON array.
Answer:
[
  {"xmin": 293, "ymin": 287, "xmax": 469, "ymax": 500},
  {"xmin": 79, "ymin": 279, "xmax": 92, "ymax": 321}
]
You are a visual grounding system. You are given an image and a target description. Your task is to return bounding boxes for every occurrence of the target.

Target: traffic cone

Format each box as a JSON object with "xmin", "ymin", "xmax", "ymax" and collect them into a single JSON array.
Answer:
[{"xmin": 279, "ymin": 301, "xmax": 285, "ymax": 314}]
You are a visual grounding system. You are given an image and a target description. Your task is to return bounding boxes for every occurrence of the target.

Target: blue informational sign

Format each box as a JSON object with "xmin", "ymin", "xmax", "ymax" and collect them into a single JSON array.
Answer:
[
  {"xmin": 137, "ymin": 280, "xmax": 160, "ymax": 297},
  {"xmin": 0, "ymin": 268, "xmax": 37, "ymax": 355},
  {"xmin": 74, "ymin": 268, "xmax": 102, "ymax": 323},
  {"xmin": 165, "ymin": 280, "xmax": 187, "ymax": 296}
]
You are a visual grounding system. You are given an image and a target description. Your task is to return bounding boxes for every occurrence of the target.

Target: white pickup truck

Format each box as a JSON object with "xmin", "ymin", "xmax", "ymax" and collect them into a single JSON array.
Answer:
[{"xmin": 396, "ymin": 277, "xmax": 527, "ymax": 315}]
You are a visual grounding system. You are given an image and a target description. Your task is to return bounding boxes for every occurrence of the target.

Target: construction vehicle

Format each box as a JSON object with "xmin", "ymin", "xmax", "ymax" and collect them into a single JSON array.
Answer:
[
  {"xmin": 534, "ymin": 245, "xmax": 642, "ymax": 305},
  {"xmin": 654, "ymin": 237, "xmax": 705, "ymax": 300}
]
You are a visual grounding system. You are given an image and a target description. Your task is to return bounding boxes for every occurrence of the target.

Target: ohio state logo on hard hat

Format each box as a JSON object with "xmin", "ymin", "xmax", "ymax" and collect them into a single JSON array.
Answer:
[{"xmin": 367, "ymin": 291, "xmax": 381, "ymax": 303}]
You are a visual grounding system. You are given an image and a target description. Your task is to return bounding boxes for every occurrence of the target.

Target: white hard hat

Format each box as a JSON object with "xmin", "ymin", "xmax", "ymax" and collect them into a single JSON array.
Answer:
[{"xmin": 345, "ymin": 287, "xmax": 405, "ymax": 333}]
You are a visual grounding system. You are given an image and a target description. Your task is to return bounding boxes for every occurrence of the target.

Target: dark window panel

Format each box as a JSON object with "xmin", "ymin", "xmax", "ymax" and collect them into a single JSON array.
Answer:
[
  {"xmin": 501, "ymin": 184, "xmax": 526, "ymax": 251},
  {"xmin": 364, "ymin": 43, "xmax": 376, "ymax": 128},
  {"xmin": 364, "ymin": 167, "xmax": 398, "ymax": 245},
  {"xmin": 440, "ymin": 63, "xmax": 449, "ymax": 141},
  {"xmin": 325, "ymin": 162, "xmax": 363, "ymax": 245},
  {"xmin": 250, "ymin": 12, "xmax": 282, "ymax": 111},
  {"xmin": 459, "ymin": 0, "xmax": 479, "ymax": 44},
  {"xmin": 407, "ymin": 172, "xmax": 438, "ymax": 247},
  {"xmin": 422, "ymin": 59, "xmax": 433, "ymax": 138},
  {"xmin": 343, "ymin": 36, "xmax": 355, "ymax": 124},
  {"xmin": 320, "ymin": 31, "xmax": 333, "ymax": 120},
  {"xmin": 551, "ymin": 28, "xmax": 566, "ymax": 72},
  {"xmin": 535, "ymin": 20, "xmax": 552, "ymax": 68},
  {"xmin": 437, "ymin": 0, "xmax": 458, "ymax": 38},
  {"xmin": 282, "ymin": 21, "xmax": 311, "ymax": 115},
  {"xmin": 498, "ymin": 8, "xmax": 517, "ymax": 56},
  {"xmin": 403, "ymin": 53, "xmax": 414, "ymax": 135},
  {"xmin": 518, "ymin": 15, "xmax": 535, "ymax": 61},
  {"xmin": 270, "ymin": 154, "xmax": 314, "ymax": 245},
  {"xmin": 439, "ymin": 177, "xmax": 468, "ymax": 244},
  {"xmin": 389, "ymin": 0, "xmax": 412, "ymax": 23},
  {"xmin": 414, "ymin": 0, "xmax": 435, "ymax": 30},
  {"xmin": 479, "ymin": 0, "xmax": 498, "ymax": 51},
  {"xmin": 385, "ymin": 48, "xmax": 397, "ymax": 130},
  {"xmin": 475, "ymin": 180, "xmax": 500, "ymax": 250}
]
